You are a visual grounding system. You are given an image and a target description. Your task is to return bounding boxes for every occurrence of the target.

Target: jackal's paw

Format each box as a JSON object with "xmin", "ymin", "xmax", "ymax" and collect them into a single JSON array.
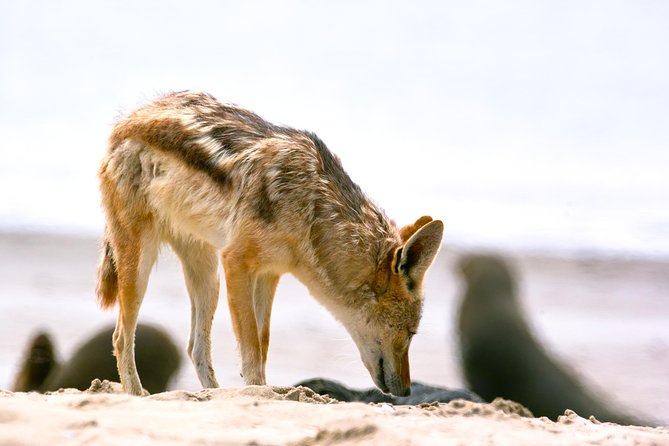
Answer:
[
  {"xmin": 122, "ymin": 382, "xmax": 150, "ymax": 396},
  {"xmin": 240, "ymin": 371, "xmax": 266, "ymax": 386}
]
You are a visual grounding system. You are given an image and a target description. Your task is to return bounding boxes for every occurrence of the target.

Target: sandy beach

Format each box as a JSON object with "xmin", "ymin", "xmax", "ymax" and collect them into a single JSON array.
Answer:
[
  {"xmin": 1, "ymin": 382, "xmax": 667, "ymax": 446},
  {"xmin": 1, "ymin": 232, "xmax": 668, "ymax": 444},
  {"xmin": 2, "ymin": 0, "xmax": 668, "ymax": 443}
]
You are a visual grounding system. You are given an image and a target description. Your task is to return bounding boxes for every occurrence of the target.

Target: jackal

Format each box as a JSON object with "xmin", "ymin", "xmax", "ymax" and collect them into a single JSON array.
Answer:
[{"xmin": 96, "ymin": 91, "xmax": 443, "ymax": 396}]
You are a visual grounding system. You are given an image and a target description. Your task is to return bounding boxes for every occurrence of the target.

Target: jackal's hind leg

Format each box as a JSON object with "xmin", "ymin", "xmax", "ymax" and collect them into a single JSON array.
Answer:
[
  {"xmin": 112, "ymin": 229, "xmax": 159, "ymax": 396},
  {"xmin": 170, "ymin": 236, "xmax": 221, "ymax": 389}
]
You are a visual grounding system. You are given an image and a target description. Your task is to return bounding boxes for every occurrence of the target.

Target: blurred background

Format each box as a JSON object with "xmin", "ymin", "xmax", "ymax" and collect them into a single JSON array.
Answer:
[{"xmin": 1, "ymin": 0, "xmax": 667, "ymax": 423}]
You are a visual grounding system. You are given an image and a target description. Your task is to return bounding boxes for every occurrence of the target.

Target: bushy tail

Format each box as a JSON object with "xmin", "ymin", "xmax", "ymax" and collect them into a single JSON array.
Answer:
[{"xmin": 96, "ymin": 236, "xmax": 119, "ymax": 309}]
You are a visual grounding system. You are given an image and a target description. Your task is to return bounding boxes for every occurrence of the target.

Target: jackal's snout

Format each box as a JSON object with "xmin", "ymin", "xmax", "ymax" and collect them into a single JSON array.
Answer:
[{"xmin": 366, "ymin": 350, "xmax": 411, "ymax": 397}]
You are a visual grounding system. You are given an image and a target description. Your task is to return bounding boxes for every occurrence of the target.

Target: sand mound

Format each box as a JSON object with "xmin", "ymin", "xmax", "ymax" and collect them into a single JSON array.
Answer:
[
  {"xmin": 0, "ymin": 384, "xmax": 666, "ymax": 445},
  {"xmin": 146, "ymin": 384, "xmax": 335, "ymax": 404}
]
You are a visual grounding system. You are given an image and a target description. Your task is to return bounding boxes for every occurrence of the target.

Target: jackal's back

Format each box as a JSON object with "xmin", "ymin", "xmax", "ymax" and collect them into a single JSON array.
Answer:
[
  {"xmin": 102, "ymin": 91, "xmax": 398, "ymax": 284},
  {"xmin": 110, "ymin": 92, "xmax": 358, "ymax": 200},
  {"xmin": 110, "ymin": 91, "xmax": 296, "ymax": 185}
]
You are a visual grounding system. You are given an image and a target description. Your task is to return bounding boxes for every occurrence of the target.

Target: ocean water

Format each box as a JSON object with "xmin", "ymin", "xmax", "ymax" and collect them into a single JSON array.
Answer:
[{"xmin": 1, "ymin": 0, "xmax": 668, "ymax": 258}]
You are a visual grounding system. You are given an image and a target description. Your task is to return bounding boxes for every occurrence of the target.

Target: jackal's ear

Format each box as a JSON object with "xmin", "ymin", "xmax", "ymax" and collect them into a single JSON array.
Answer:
[
  {"xmin": 392, "ymin": 219, "xmax": 444, "ymax": 284},
  {"xmin": 399, "ymin": 215, "xmax": 433, "ymax": 242}
]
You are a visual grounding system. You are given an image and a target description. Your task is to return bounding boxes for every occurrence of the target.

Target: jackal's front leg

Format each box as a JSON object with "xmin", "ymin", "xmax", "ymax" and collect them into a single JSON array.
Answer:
[
  {"xmin": 253, "ymin": 273, "xmax": 279, "ymax": 370},
  {"xmin": 223, "ymin": 251, "xmax": 265, "ymax": 385}
]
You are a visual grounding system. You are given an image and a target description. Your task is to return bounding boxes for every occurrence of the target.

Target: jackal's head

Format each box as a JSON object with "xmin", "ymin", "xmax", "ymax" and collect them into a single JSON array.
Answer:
[{"xmin": 346, "ymin": 216, "xmax": 443, "ymax": 396}]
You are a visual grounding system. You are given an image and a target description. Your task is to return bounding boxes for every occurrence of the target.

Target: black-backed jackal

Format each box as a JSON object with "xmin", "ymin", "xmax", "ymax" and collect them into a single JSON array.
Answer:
[{"xmin": 96, "ymin": 91, "xmax": 443, "ymax": 396}]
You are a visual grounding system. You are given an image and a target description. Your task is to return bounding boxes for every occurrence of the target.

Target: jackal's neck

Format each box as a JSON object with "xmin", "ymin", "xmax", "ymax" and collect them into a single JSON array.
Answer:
[
  {"xmin": 293, "ymin": 133, "xmax": 401, "ymax": 304},
  {"xmin": 305, "ymin": 198, "xmax": 400, "ymax": 305}
]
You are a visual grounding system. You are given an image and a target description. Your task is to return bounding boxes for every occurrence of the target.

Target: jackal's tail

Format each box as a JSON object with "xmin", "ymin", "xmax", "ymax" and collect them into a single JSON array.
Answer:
[{"xmin": 96, "ymin": 235, "xmax": 118, "ymax": 309}]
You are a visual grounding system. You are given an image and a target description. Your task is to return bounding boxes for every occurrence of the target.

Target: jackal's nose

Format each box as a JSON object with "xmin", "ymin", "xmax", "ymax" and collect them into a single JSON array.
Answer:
[
  {"xmin": 397, "ymin": 385, "xmax": 411, "ymax": 397},
  {"xmin": 385, "ymin": 353, "xmax": 411, "ymax": 397},
  {"xmin": 376, "ymin": 356, "xmax": 411, "ymax": 397},
  {"xmin": 388, "ymin": 380, "xmax": 411, "ymax": 397}
]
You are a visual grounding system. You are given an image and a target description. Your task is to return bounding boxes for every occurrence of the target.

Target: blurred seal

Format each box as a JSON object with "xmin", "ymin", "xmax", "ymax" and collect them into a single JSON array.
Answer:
[
  {"xmin": 11, "ymin": 332, "xmax": 58, "ymax": 392},
  {"xmin": 295, "ymin": 378, "xmax": 482, "ymax": 404},
  {"xmin": 457, "ymin": 254, "xmax": 647, "ymax": 425},
  {"xmin": 13, "ymin": 323, "xmax": 181, "ymax": 394}
]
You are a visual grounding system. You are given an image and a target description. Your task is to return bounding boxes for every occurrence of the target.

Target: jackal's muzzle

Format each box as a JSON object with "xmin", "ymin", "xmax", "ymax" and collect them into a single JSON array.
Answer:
[{"xmin": 370, "ymin": 351, "xmax": 411, "ymax": 397}]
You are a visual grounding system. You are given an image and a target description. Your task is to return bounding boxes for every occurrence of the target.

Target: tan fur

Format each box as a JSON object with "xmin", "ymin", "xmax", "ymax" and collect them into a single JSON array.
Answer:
[
  {"xmin": 96, "ymin": 91, "xmax": 444, "ymax": 396},
  {"xmin": 399, "ymin": 215, "xmax": 433, "ymax": 241}
]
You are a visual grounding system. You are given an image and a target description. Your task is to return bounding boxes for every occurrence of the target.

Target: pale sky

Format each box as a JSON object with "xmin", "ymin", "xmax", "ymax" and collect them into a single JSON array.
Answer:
[{"xmin": 1, "ymin": 0, "xmax": 667, "ymax": 254}]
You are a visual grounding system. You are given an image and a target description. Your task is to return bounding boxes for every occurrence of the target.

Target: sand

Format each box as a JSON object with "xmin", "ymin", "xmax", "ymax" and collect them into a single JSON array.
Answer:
[
  {"xmin": 1, "ymin": 231, "xmax": 668, "ymax": 444},
  {"xmin": 1, "ymin": 382, "xmax": 667, "ymax": 446}
]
